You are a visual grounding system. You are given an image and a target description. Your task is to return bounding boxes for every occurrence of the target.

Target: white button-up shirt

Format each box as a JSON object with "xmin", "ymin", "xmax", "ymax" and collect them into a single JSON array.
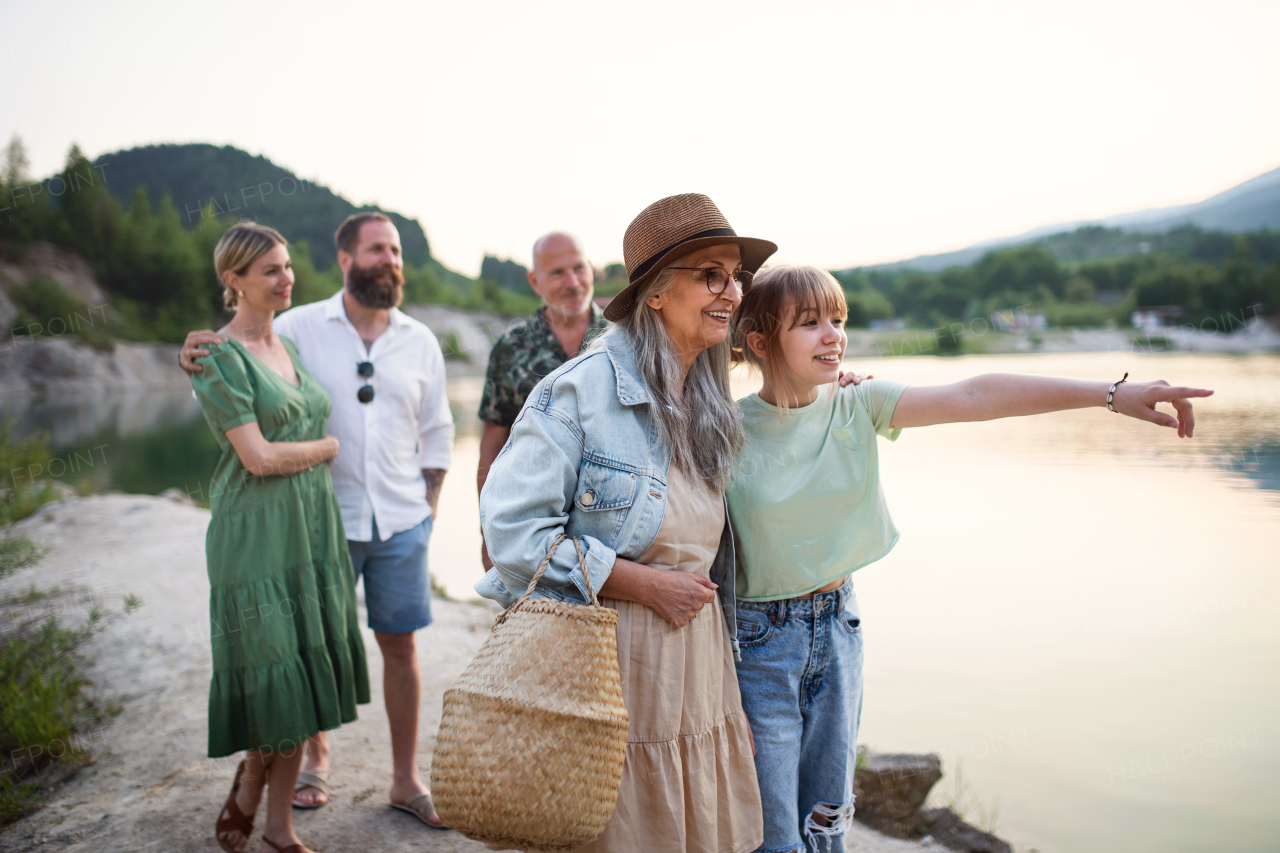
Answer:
[{"xmin": 274, "ymin": 290, "xmax": 454, "ymax": 542}]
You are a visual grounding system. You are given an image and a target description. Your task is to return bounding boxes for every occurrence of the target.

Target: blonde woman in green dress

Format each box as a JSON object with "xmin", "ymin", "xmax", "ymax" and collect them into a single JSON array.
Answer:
[{"xmin": 194, "ymin": 223, "xmax": 370, "ymax": 853}]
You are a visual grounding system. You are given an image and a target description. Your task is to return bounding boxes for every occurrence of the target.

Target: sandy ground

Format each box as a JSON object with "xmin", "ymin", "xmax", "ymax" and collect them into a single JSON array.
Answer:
[{"xmin": 0, "ymin": 494, "xmax": 927, "ymax": 853}]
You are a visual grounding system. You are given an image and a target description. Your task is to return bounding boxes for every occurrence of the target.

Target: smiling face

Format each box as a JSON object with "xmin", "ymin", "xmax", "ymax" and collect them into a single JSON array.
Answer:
[
  {"xmin": 773, "ymin": 301, "xmax": 848, "ymax": 393},
  {"xmin": 342, "ymin": 219, "xmax": 405, "ymax": 308},
  {"xmin": 226, "ymin": 242, "xmax": 294, "ymax": 314},
  {"xmin": 646, "ymin": 243, "xmax": 743, "ymax": 368},
  {"xmin": 737, "ymin": 265, "xmax": 851, "ymax": 408},
  {"xmin": 529, "ymin": 233, "xmax": 594, "ymax": 320}
]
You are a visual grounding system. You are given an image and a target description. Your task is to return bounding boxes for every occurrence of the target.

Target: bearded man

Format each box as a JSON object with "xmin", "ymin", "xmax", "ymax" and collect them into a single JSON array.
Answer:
[{"xmin": 179, "ymin": 211, "xmax": 453, "ymax": 829}]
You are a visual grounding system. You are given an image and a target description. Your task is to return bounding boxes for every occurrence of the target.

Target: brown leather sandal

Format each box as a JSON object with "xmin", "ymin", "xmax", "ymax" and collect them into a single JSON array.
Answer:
[
  {"xmin": 261, "ymin": 835, "xmax": 315, "ymax": 853},
  {"xmin": 215, "ymin": 760, "xmax": 256, "ymax": 853}
]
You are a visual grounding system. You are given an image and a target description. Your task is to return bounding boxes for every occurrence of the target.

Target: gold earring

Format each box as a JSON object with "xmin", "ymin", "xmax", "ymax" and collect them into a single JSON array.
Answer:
[{"xmin": 238, "ymin": 290, "xmax": 245, "ymax": 298}]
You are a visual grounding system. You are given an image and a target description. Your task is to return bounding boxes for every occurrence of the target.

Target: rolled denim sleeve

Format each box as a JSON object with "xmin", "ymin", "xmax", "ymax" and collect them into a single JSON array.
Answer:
[{"xmin": 478, "ymin": 400, "xmax": 617, "ymax": 607}]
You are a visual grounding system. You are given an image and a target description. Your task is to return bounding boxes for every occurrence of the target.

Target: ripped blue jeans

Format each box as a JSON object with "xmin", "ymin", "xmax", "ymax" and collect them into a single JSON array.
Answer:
[{"xmin": 735, "ymin": 579, "xmax": 863, "ymax": 853}]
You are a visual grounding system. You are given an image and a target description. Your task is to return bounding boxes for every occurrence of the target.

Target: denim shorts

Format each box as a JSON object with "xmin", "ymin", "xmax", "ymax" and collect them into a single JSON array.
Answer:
[
  {"xmin": 735, "ymin": 579, "xmax": 863, "ymax": 853},
  {"xmin": 347, "ymin": 515, "xmax": 434, "ymax": 634}
]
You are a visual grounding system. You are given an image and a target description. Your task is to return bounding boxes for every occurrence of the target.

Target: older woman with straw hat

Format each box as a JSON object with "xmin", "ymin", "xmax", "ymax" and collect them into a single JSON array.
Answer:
[{"xmin": 477, "ymin": 194, "xmax": 772, "ymax": 853}]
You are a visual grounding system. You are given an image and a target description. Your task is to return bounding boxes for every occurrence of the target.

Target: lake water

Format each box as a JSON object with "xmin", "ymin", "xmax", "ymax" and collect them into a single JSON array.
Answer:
[{"xmin": 6, "ymin": 352, "xmax": 1278, "ymax": 853}]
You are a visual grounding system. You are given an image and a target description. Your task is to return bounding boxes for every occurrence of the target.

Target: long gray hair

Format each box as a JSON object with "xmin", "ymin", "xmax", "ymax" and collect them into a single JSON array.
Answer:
[{"xmin": 596, "ymin": 268, "xmax": 744, "ymax": 491}]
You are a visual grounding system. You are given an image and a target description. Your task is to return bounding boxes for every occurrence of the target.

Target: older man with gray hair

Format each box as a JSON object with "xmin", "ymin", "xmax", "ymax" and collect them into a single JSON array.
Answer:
[{"xmin": 476, "ymin": 232, "xmax": 608, "ymax": 570}]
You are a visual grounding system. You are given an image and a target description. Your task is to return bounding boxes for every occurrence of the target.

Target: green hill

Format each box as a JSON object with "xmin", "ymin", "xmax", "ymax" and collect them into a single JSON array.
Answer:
[
  {"xmin": 0, "ymin": 139, "xmax": 539, "ymax": 343},
  {"xmin": 91, "ymin": 143, "xmax": 456, "ymax": 278}
]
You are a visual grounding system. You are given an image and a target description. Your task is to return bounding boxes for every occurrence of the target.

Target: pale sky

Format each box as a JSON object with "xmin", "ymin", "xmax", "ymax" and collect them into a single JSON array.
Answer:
[{"xmin": 3, "ymin": 0, "xmax": 1278, "ymax": 276}]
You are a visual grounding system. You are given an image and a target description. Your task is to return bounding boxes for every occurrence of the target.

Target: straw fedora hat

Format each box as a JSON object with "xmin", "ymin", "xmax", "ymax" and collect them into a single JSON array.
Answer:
[{"xmin": 604, "ymin": 194, "xmax": 777, "ymax": 322}]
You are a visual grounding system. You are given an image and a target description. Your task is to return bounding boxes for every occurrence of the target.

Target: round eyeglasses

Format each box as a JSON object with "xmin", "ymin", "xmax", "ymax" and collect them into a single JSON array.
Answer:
[{"xmin": 666, "ymin": 266, "xmax": 753, "ymax": 295}]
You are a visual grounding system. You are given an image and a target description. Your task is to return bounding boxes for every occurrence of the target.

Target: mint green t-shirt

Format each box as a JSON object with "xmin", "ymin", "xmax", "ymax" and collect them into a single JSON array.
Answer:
[{"xmin": 727, "ymin": 379, "xmax": 910, "ymax": 601}]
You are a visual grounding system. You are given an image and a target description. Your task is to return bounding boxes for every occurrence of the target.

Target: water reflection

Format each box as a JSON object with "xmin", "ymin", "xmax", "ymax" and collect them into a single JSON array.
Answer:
[
  {"xmin": 5, "ymin": 390, "xmax": 205, "ymax": 444},
  {"xmin": 2, "ymin": 391, "xmax": 221, "ymax": 497},
  {"xmin": 1220, "ymin": 442, "xmax": 1280, "ymax": 492}
]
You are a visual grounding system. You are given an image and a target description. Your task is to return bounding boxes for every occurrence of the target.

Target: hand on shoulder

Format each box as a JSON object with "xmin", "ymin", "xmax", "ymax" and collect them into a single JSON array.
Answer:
[
  {"xmin": 837, "ymin": 371, "xmax": 873, "ymax": 388},
  {"xmin": 179, "ymin": 329, "xmax": 226, "ymax": 374}
]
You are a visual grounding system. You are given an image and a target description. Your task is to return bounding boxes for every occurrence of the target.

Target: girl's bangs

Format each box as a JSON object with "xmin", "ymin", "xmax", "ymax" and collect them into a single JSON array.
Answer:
[{"xmin": 783, "ymin": 272, "xmax": 848, "ymax": 327}]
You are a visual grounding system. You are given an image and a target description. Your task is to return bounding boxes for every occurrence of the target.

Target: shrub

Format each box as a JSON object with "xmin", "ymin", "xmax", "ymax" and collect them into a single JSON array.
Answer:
[
  {"xmin": 1043, "ymin": 301, "xmax": 1118, "ymax": 328},
  {"xmin": 934, "ymin": 325, "xmax": 963, "ymax": 353},
  {"xmin": 0, "ymin": 413, "xmax": 59, "ymax": 525},
  {"xmin": 7, "ymin": 279, "xmax": 113, "ymax": 348},
  {"xmin": 0, "ymin": 585, "xmax": 139, "ymax": 825},
  {"xmin": 1063, "ymin": 275, "xmax": 1097, "ymax": 304}
]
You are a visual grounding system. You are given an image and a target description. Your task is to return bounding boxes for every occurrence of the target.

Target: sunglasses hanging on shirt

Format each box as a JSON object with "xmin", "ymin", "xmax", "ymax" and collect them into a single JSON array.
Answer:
[{"xmin": 357, "ymin": 361, "xmax": 375, "ymax": 403}]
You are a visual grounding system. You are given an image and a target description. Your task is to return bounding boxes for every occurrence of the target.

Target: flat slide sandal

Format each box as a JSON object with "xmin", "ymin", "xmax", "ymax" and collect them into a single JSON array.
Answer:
[
  {"xmin": 292, "ymin": 769, "xmax": 330, "ymax": 810},
  {"xmin": 390, "ymin": 792, "xmax": 448, "ymax": 830},
  {"xmin": 262, "ymin": 834, "xmax": 315, "ymax": 853}
]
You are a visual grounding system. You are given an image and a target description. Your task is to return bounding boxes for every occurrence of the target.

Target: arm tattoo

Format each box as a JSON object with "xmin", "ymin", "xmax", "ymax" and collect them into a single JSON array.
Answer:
[{"xmin": 424, "ymin": 468, "xmax": 447, "ymax": 513}]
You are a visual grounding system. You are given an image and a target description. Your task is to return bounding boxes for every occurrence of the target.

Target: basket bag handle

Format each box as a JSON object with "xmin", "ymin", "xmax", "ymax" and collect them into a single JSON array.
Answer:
[{"xmin": 495, "ymin": 534, "xmax": 597, "ymax": 627}]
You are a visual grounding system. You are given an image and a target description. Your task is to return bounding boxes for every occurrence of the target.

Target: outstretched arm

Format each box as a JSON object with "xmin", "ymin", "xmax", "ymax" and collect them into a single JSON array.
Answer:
[{"xmin": 890, "ymin": 374, "xmax": 1213, "ymax": 437}]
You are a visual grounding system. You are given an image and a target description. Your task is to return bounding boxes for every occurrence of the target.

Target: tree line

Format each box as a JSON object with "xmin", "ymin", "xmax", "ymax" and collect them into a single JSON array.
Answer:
[{"xmin": 834, "ymin": 226, "xmax": 1280, "ymax": 330}]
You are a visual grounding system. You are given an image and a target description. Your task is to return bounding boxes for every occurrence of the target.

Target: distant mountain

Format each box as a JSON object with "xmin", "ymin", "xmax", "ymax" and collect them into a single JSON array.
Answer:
[
  {"xmin": 1102, "ymin": 165, "xmax": 1280, "ymax": 232},
  {"xmin": 858, "ymin": 165, "xmax": 1280, "ymax": 273},
  {"xmin": 91, "ymin": 143, "xmax": 436, "ymax": 272}
]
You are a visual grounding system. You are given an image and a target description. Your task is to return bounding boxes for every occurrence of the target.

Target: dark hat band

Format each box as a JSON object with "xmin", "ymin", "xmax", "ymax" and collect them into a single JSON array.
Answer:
[{"xmin": 629, "ymin": 227, "xmax": 738, "ymax": 284}]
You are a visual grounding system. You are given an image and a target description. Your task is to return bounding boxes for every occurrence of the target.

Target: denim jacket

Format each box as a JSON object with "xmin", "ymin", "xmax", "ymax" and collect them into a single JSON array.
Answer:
[{"xmin": 476, "ymin": 330, "xmax": 742, "ymax": 659}]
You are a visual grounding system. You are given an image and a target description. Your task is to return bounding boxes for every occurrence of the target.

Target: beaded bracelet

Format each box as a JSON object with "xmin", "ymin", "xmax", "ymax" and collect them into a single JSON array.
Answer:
[{"xmin": 1106, "ymin": 372, "xmax": 1129, "ymax": 412}]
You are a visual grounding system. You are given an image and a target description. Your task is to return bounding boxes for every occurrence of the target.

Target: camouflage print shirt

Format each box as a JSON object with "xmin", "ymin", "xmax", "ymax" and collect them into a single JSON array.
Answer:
[{"xmin": 478, "ymin": 304, "xmax": 610, "ymax": 428}]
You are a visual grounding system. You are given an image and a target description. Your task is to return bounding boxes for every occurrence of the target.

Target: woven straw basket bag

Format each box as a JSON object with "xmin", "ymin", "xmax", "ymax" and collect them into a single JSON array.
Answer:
[{"xmin": 432, "ymin": 535, "xmax": 630, "ymax": 850}]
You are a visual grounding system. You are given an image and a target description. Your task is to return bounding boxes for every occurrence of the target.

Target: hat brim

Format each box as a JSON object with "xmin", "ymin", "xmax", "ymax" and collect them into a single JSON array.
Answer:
[{"xmin": 603, "ymin": 235, "xmax": 777, "ymax": 322}]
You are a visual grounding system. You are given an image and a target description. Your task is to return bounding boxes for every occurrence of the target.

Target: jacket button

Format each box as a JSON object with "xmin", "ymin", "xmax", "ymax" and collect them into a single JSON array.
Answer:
[{"xmin": 581, "ymin": 490, "xmax": 595, "ymax": 506}]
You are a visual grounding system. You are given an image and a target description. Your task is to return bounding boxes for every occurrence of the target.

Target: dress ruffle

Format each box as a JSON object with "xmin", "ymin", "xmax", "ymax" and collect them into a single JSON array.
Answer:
[
  {"xmin": 206, "ymin": 465, "xmax": 370, "ymax": 757},
  {"xmin": 602, "ymin": 710, "xmax": 762, "ymax": 853}
]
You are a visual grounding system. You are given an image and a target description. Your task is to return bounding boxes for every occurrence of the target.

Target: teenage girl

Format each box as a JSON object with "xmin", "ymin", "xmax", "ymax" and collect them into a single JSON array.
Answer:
[{"xmin": 725, "ymin": 265, "xmax": 1212, "ymax": 853}]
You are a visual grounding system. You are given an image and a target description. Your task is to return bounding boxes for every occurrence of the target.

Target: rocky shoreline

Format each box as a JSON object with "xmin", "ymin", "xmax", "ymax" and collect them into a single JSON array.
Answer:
[
  {"xmin": 0, "ymin": 494, "xmax": 1020, "ymax": 852},
  {"xmin": 0, "ymin": 336, "xmax": 189, "ymax": 399},
  {"xmin": 0, "ymin": 303, "xmax": 509, "ymax": 399}
]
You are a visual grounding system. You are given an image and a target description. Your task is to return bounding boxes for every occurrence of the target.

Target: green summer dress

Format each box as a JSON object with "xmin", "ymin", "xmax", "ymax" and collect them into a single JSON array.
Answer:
[{"xmin": 192, "ymin": 337, "xmax": 370, "ymax": 758}]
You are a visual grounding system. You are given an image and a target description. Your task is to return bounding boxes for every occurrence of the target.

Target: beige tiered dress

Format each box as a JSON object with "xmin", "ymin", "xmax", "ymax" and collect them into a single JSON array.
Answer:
[{"xmin": 579, "ymin": 466, "xmax": 763, "ymax": 853}]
